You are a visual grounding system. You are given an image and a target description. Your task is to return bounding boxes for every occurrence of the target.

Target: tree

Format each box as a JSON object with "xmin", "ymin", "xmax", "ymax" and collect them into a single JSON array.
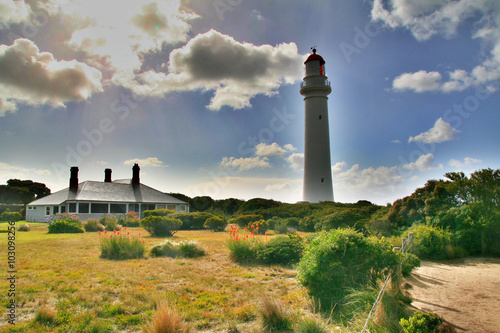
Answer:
[{"xmin": 0, "ymin": 179, "xmax": 51, "ymax": 204}]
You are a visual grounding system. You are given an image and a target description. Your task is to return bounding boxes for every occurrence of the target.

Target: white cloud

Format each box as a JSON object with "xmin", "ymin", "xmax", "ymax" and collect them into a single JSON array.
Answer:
[
  {"xmin": 374, "ymin": 0, "xmax": 500, "ymax": 93},
  {"xmin": 0, "ymin": 0, "xmax": 31, "ymax": 26},
  {"xmin": 96, "ymin": 161, "xmax": 108, "ymax": 165},
  {"xmin": 286, "ymin": 153, "xmax": 304, "ymax": 171},
  {"xmin": 63, "ymin": 0, "xmax": 197, "ymax": 76},
  {"xmin": 402, "ymin": 153, "xmax": 443, "ymax": 171},
  {"xmin": 409, "ymin": 118, "xmax": 460, "ymax": 143},
  {"xmin": 393, "ymin": 70, "xmax": 442, "ymax": 92},
  {"xmin": 127, "ymin": 29, "xmax": 304, "ymax": 110},
  {"xmin": 219, "ymin": 156, "xmax": 270, "ymax": 171},
  {"xmin": 255, "ymin": 142, "xmax": 288, "ymax": 156},
  {"xmin": 449, "ymin": 157, "xmax": 482, "ymax": 168},
  {"xmin": 0, "ymin": 98, "xmax": 16, "ymax": 116},
  {"xmin": 284, "ymin": 144, "xmax": 297, "ymax": 152},
  {"xmin": 0, "ymin": 162, "xmax": 52, "ymax": 183},
  {"xmin": 332, "ymin": 162, "xmax": 406, "ymax": 204},
  {"xmin": 264, "ymin": 182, "xmax": 289, "ymax": 192},
  {"xmin": 123, "ymin": 157, "xmax": 166, "ymax": 167},
  {"xmin": 0, "ymin": 38, "xmax": 103, "ymax": 109}
]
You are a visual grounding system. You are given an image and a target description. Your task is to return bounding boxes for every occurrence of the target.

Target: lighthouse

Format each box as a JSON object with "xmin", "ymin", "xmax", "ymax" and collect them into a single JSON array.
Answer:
[{"xmin": 300, "ymin": 48, "xmax": 334, "ymax": 203}]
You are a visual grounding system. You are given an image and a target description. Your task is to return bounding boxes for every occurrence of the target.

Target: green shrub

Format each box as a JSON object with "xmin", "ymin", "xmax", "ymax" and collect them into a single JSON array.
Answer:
[
  {"xmin": 257, "ymin": 234, "xmax": 304, "ymax": 266},
  {"xmin": 118, "ymin": 211, "xmax": 141, "ymax": 227},
  {"xmin": 297, "ymin": 228, "xmax": 399, "ymax": 311},
  {"xmin": 100, "ymin": 233, "xmax": 145, "ymax": 260},
  {"xmin": 226, "ymin": 238, "xmax": 264, "ymax": 263},
  {"xmin": 141, "ymin": 216, "xmax": 182, "ymax": 237},
  {"xmin": 100, "ymin": 216, "xmax": 119, "ymax": 231},
  {"xmin": 84, "ymin": 219, "xmax": 105, "ymax": 232},
  {"xmin": 299, "ymin": 216, "xmax": 317, "ymax": 232},
  {"xmin": 1, "ymin": 211, "xmax": 22, "ymax": 221},
  {"xmin": 405, "ymin": 225, "xmax": 458, "ymax": 260},
  {"xmin": 204, "ymin": 216, "xmax": 227, "ymax": 231},
  {"xmin": 34, "ymin": 305, "xmax": 56, "ymax": 325},
  {"xmin": 400, "ymin": 311, "xmax": 444, "ymax": 333},
  {"xmin": 48, "ymin": 219, "xmax": 85, "ymax": 234},
  {"xmin": 170, "ymin": 212, "xmax": 212, "ymax": 230},
  {"xmin": 18, "ymin": 223, "xmax": 30, "ymax": 232},
  {"xmin": 399, "ymin": 252, "xmax": 421, "ymax": 276},
  {"xmin": 232, "ymin": 214, "xmax": 264, "ymax": 228},
  {"xmin": 142, "ymin": 209, "xmax": 174, "ymax": 218},
  {"xmin": 150, "ymin": 240, "xmax": 205, "ymax": 258}
]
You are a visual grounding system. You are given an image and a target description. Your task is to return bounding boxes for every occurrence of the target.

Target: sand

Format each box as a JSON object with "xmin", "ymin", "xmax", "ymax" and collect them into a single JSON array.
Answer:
[{"xmin": 406, "ymin": 258, "xmax": 500, "ymax": 333}]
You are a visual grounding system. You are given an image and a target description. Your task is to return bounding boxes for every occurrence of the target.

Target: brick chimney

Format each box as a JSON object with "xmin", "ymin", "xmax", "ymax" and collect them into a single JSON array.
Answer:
[
  {"xmin": 132, "ymin": 164, "xmax": 140, "ymax": 186},
  {"xmin": 69, "ymin": 166, "xmax": 79, "ymax": 191},
  {"xmin": 104, "ymin": 168, "xmax": 112, "ymax": 183}
]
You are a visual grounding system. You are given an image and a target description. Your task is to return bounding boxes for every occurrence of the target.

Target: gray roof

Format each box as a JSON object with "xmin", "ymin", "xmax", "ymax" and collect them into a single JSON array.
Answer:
[{"xmin": 27, "ymin": 180, "xmax": 187, "ymax": 206}]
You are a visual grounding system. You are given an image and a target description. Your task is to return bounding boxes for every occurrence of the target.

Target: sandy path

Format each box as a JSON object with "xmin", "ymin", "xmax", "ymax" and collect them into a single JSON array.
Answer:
[{"xmin": 406, "ymin": 258, "xmax": 500, "ymax": 333}]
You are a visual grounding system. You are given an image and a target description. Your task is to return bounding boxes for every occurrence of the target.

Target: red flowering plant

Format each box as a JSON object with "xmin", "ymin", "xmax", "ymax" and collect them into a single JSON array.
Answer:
[
  {"xmin": 99, "ymin": 228, "xmax": 145, "ymax": 260},
  {"xmin": 226, "ymin": 224, "xmax": 265, "ymax": 263}
]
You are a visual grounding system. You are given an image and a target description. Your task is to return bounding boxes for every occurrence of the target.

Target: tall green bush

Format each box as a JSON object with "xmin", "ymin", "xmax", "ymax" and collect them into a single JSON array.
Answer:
[
  {"xmin": 141, "ymin": 216, "xmax": 182, "ymax": 237},
  {"xmin": 100, "ymin": 215, "xmax": 119, "ymax": 231},
  {"xmin": 142, "ymin": 209, "xmax": 175, "ymax": 218},
  {"xmin": 48, "ymin": 219, "xmax": 85, "ymax": 234},
  {"xmin": 100, "ymin": 233, "xmax": 145, "ymax": 260},
  {"xmin": 297, "ymin": 228, "xmax": 399, "ymax": 311}
]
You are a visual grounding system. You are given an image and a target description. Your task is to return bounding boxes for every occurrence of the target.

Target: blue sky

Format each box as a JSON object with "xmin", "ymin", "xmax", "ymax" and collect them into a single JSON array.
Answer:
[{"xmin": 1, "ymin": 0, "xmax": 499, "ymax": 204}]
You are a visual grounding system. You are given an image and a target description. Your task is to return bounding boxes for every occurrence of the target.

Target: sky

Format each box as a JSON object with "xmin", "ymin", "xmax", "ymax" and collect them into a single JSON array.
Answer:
[{"xmin": 0, "ymin": 0, "xmax": 499, "ymax": 205}]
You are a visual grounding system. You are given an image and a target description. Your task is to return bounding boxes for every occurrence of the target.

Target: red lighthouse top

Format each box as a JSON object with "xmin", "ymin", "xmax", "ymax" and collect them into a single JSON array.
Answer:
[{"xmin": 304, "ymin": 48, "xmax": 325, "ymax": 65}]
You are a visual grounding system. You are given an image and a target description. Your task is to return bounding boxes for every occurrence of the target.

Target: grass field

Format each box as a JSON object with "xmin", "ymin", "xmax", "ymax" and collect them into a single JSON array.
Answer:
[{"xmin": 0, "ymin": 222, "xmax": 321, "ymax": 332}]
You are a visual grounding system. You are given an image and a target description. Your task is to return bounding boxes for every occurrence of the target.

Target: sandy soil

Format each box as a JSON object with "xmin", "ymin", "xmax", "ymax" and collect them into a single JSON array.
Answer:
[{"xmin": 405, "ymin": 258, "xmax": 500, "ymax": 333}]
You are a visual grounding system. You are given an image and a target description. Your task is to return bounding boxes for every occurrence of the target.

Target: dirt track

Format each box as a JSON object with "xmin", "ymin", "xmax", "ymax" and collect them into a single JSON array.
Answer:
[{"xmin": 406, "ymin": 258, "xmax": 500, "ymax": 333}]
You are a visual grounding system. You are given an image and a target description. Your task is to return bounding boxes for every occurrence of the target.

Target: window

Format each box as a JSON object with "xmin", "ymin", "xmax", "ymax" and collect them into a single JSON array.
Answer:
[
  {"xmin": 321, "ymin": 178, "xmax": 324, "ymax": 183},
  {"xmin": 91, "ymin": 203, "xmax": 108, "ymax": 214},
  {"xmin": 156, "ymin": 204, "xmax": 167, "ymax": 209},
  {"xmin": 128, "ymin": 204, "xmax": 139, "ymax": 213},
  {"xmin": 167, "ymin": 205, "xmax": 176, "ymax": 211},
  {"xmin": 60, "ymin": 205, "xmax": 66, "ymax": 213},
  {"xmin": 110, "ymin": 204, "xmax": 126, "ymax": 214},
  {"xmin": 180, "ymin": 205, "xmax": 186, "ymax": 212},
  {"xmin": 45, "ymin": 206, "xmax": 51, "ymax": 216},
  {"xmin": 28, "ymin": 206, "xmax": 32, "ymax": 210},
  {"xmin": 53, "ymin": 206, "xmax": 59, "ymax": 214},
  {"xmin": 79, "ymin": 203, "xmax": 89, "ymax": 214},
  {"xmin": 319, "ymin": 115, "xmax": 322, "ymax": 120},
  {"xmin": 69, "ymin": 203, "xmax": 77, "ymax": 213}
]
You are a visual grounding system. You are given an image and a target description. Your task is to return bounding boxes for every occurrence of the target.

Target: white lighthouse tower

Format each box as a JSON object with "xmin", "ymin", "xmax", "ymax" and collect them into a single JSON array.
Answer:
[{"xmin": 300, "ymin": 48, "xmax": 334, "ymax": 203}]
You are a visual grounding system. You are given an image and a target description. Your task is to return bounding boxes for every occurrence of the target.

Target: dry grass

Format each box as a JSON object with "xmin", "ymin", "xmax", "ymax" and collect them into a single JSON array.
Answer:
[
  {"xmin": 0, "ymin": 222, "xmax": 310, "ymax": 332},
  {"xmin": 143, "ymin": 302, "xmax": 190, "ymax": 333}
]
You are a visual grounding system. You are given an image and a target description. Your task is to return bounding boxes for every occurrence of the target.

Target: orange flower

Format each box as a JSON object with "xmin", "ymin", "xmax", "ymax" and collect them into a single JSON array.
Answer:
[
  {"xmin": 251, "ymin": 225, "xmax": 255, "ymax": 228},
  {"xmin": 127, "ymin": 232, "xmax": 130, "ymax": 235},
  {"xmin": 104, "ymin": 230, "xmax": 107, "ymax": 234},
  {"xmin": 244, "ymin": 227, "xmax": 247, "ymax": 230}
]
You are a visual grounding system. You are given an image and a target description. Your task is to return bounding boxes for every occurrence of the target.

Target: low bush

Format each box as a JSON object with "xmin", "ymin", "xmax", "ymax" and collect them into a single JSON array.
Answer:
[
  {"xmin": 257, "ymin": 234, "xmax": 304, "ymax": 266},
  {"xmin": 399, "ymin": 252, "xmax": 421, "ymax": 276},
  {"xmin": 404, "ymin": 225, "xmax": 459, "ymax": 260},
  {"xmin": 99, "ymin": 232, "xmax": 145, "ymax": 260},
  {"xmin": 204, "ymin": 216, "xmax": 227, "ymax": 231},
  {"xmin": 48, "ymin": 219, "xmax": 84, "ymax": 234},
  {"xmin": 297, "ymin": 228, "xmax": 399, "ymax": 311},
  {"xmin": 18, "ymin": 223, "xmax": 30, "ymax": 232},
  {"xmin": 100, "ymin": 216, "xmax": 119, "ymax": 231},
  {"xmin": 34, "ymin": 305, "xmax": 56, "ymax": 325},
  {"xmin": 141, "ymin": 216, "xmax": 182, "ymax": 237},
  {"xmin": 248, "ymin": 220, "xmax": 269, "ymax": 235},
  {"xmin": 232, "ymin": 214, "xmax": 263, "ymax": 228},
  {"xmin": 150, "ymin": 240, "xmax": 205, "ymax": 258},
  {"xmin": 170, "ymin": 212, "xmax": 213, "ymax": 230},
  {"xmin": 400, "ymin": 311, "xmax": 444, "ymax": 333},
  {"xmin": 118, "ymin": 211, "xmax": 141, "ymax": 227},
  {"xmin": 0, "ymin": 211, "xmax": 22, "ymax": 221},
  {"xmin": 142, "ymin": 209, "xmax": 174, "ymax": 218},
  {"xmin": 297, "ymin": 317, "xmax": 328, "ymax": 333},
  {"xmin": 298, "ymin": 216, "xmax": 317, "ymax": 232},
  {"xmin": 84, "ymin": 219, "xmax": 105, "ymax": 232}
]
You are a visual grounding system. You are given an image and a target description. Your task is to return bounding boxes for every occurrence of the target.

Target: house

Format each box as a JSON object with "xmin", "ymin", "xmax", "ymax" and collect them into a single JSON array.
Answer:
[{"xmin": 26, "ymin": 164, "xmax": 189, "ymax": 222}]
